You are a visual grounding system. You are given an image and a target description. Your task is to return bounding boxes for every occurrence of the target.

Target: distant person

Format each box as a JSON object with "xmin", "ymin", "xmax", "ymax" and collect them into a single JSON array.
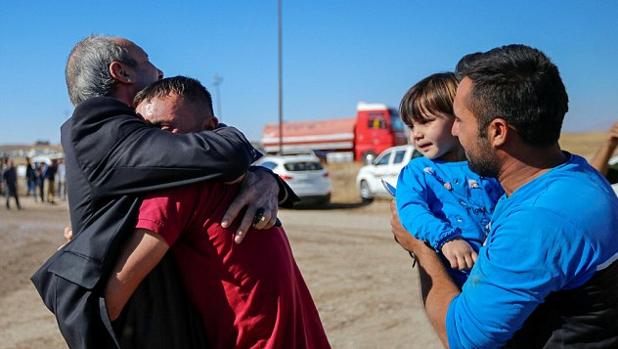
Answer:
[
  {"xmin": 105, "ymin": 76, "xmax": 330, "ymax": 348},
  {"xmin": 56, "ymin": 158, "xmax": 66, "ymax": 201},
  {"xmin": 35, "ymin": 162, "xmax": 45, "ymax": 203},
  {"xmin": 391, "ymin": 45, "xmax": 618, "ymax": 348},
  {"xmin": 395, "ymin": 72, "xmax": 503, "ymax": 287},
  {"xmin": 2, "ymin": 158, "xmax": 21, "ymax": 210},
  {"xmin": 25, "ymin": 157, "xmax": 37, "ymax": 198},
  {"xmin": 0, "ymin": 157, "xmax": 4, "ymax": 195},
  {"xmin": 45, "ymin": 159, "xmax": 57, "ymax": 204},
  {"xmin": 590, "ymin": 121, "xmax": 618, "ymax": 183}
]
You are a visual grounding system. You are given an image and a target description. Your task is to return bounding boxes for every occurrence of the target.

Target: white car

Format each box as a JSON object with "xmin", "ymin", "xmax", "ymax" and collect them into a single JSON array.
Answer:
[
  {"xmin": 256, "ymin": 154, "xmax": 332, "ymax": 206},
  {"xmin": 356, "ymin": 145, "xmax": 421, "ymax": 201}
]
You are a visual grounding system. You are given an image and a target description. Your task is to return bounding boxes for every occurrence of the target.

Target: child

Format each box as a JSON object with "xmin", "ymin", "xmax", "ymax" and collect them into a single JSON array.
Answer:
[{"xmin": 395, "ymin": 72, "xmax": 503, "ymax": 287}]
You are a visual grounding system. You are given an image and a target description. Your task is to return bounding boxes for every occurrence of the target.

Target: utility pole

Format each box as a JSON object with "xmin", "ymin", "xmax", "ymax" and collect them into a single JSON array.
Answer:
[
  {"xmin": 212, "ymin": 74, "xmax": 223, "ymax": 121},
  {"xmin": 277, "ymin": 0, "xmax": 284, "ymax": 155}
]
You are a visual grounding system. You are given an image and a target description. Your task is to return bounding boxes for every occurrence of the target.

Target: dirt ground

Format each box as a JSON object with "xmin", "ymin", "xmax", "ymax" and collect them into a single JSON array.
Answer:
[{"xmin": 0, "ymin": 196, "xmax": 441, "ymax": 349}]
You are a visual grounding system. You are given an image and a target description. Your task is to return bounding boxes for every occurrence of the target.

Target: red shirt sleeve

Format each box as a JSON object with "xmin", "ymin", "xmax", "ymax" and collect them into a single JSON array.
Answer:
[{"xmin": 135, "ymin": 184, "xmax": 200, "ymax": 246}]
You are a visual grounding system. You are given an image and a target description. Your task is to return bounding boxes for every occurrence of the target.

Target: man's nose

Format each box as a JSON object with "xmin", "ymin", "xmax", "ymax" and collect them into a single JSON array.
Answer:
[{"xmin": 157, "ymin": 68, "xmax": 164, "ymax": 80}]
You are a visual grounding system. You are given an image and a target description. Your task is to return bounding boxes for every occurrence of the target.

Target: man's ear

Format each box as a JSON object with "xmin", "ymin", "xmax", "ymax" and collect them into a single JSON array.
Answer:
[
  {"xmin": 109, "ymin": 61, "xmax": 131, "ymax": 84},
  {"xmin": 203, "ymin": 116, "xmax": 219, "ymax": 130},
  {"xmin": 487, "ymin": 118, "xmax": 509, "ymax": 147}
]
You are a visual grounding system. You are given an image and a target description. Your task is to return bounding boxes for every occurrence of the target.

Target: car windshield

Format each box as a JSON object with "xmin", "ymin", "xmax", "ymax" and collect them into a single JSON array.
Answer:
[
  {"xmin": 373, "ymin": 152, "xmax": 391, "ymax": 166},
  {"xmin": 284, "ymin": 161, "xmax": 323, "ymax": 171},
  {"xmin": 259, "ymin": 161, "xmax": 278, "ymax": 170},
  {"xmin": 393, "ymin": 150, "xmax": 406, "ymax": 164}
]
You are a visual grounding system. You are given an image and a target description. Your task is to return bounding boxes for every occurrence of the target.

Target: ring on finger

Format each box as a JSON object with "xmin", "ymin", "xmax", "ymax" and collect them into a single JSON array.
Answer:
[{"xmin": 253, "ymin": 208, "xmax": 266, "ymax": 225}]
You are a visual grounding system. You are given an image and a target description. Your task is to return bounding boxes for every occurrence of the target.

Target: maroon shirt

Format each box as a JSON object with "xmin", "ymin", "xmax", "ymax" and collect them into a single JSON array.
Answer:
[{"xmin": 136, "ymin": 182, "xmax": 330, "ymax": 349}]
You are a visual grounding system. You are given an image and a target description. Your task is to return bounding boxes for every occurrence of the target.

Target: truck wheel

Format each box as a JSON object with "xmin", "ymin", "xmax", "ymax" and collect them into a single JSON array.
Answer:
[{"xmin": 360, "ymin": 180, "xmax": 373, "ymax": 202}]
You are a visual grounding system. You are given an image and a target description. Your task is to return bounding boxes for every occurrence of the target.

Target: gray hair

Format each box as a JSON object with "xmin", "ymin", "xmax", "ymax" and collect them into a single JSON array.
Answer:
[{"xmin": 65, "ymin": 35, "xmax": 137, "ymax": 105}]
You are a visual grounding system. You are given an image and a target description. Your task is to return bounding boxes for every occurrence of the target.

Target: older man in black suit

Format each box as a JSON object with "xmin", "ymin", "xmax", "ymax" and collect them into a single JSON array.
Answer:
[{"xmin": 33, "ymin": 35, "xmax": 296, "ymax": 349}]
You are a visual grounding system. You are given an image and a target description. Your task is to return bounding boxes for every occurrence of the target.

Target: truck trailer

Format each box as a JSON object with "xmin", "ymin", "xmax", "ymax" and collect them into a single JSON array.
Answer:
[{"xmin": 261, "ymin": 102, "xmax": 408, "ymax": 162}]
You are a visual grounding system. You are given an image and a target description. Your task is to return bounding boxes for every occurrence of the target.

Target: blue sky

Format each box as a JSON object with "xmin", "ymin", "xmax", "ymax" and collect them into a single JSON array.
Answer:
[{"xmin": 1, "ymin": 1, "xmax": 616, "ymax": 144}]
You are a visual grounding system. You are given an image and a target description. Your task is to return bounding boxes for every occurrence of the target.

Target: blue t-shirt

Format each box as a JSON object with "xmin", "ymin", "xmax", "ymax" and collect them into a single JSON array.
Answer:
[
  {"xmin": 396, "ymin": 157, "xmax": 503, "ymax": 254},
  {"xmin": 446, "ymin": 154, "xmax": 618, "ymax": 348}
]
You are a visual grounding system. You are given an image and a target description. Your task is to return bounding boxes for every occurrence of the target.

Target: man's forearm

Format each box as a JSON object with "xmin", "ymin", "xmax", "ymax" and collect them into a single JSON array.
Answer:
[
  {"xmin": 415, "ymin": 248, "xmax": 460, "ymax": 348},
  {"xmin": 73, "ymin": 111, "xmax": 258, "ymax": 197},
  {"xmin": 105, "ymin": 229, "xmax": 169, "ymax": 321},
  {"xmin": 590, "ymin": 139, "xmax": 617, "ymax": 175},
  {"xmin": 389, "ymin": 201, "xmax": 460, "ymax": 348}
]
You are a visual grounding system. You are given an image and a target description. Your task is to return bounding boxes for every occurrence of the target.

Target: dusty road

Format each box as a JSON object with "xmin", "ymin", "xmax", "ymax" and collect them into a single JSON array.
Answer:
[{"xmin": 0, "ymin": 197, "xmax": 441, "ymax": 349}]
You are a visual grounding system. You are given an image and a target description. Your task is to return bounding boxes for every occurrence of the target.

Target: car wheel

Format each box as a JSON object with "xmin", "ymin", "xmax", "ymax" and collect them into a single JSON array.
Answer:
[
  {"xmin": 359, "ymin": 180, "xmax": 373, "ymax": 202},
  {"xmin": 319, "ymin": 193, "xmax": 331, "ymax": 207}
]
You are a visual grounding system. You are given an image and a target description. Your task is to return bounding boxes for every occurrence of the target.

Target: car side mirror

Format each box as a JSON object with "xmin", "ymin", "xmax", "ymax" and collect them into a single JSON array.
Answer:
[{"xmin": 365, "ymin": 154, "xmax": 375, "ymax": 165}]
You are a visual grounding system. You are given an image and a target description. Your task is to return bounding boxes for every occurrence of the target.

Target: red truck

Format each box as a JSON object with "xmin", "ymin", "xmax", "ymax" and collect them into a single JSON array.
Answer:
[{"xmin": 261, "ymin": 102, "xmax": 408, "ymax": 162}]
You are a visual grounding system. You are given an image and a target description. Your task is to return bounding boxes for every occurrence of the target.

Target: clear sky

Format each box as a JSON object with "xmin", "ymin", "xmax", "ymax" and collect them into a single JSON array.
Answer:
[{"xmin": 1, "ymin": 0, "xmax": 616, "ymax": 144}]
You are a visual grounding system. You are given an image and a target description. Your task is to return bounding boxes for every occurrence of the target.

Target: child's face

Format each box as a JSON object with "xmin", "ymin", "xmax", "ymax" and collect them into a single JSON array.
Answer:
[{"xmin": 410, "ymin": 112, "xmax": 460, "ymax": 161}]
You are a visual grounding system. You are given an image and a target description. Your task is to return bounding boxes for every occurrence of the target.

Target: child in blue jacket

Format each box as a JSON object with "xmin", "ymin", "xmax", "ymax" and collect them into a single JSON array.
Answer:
[{"xmin": 395, "ymin": 72, "xmax": 503, "ymax": 286}]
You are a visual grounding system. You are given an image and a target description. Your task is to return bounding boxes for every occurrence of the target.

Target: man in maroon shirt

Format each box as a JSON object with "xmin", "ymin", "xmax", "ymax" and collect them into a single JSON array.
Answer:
[{"xmin": 105, "ymin": 76, "xmax": 330, "ymax": 348}]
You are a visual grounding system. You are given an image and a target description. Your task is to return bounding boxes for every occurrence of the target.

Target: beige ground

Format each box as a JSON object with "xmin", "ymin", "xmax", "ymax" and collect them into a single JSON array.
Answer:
[{"xmin": 0, "ymin": 196, "xmax": 441, "ymax": 349}]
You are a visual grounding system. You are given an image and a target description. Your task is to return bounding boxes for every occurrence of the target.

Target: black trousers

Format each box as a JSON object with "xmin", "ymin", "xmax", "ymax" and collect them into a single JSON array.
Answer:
[{"xmin": 5, "ymin": 188, "xmax": 20, "ymax": 209}]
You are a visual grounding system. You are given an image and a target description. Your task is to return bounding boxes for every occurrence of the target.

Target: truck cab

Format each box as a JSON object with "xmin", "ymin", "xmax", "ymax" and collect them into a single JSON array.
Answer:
[{"xmin": 354, "ymin": 102, "xmax": 408, "ymax": 163}]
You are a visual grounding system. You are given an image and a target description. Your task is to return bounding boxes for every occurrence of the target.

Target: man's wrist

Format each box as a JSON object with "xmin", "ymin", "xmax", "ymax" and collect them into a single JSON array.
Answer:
[{"xmin": 411, "ymin": 240, "xmax": 439, "ymax": 263}]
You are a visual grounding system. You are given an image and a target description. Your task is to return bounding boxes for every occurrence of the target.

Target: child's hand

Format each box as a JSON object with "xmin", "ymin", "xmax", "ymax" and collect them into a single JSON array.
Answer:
[{"xmin": 441, "ymin": 238, "xmax": 477, "ymax": 270}]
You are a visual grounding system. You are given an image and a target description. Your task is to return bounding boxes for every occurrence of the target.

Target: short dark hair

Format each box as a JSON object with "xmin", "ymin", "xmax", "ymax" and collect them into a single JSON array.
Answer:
[
  {"xmin": 133, "ymin": 76, "xmax": 214, "ymax": 116},
  {"xmin": 399, "ymin": 72, "xmax": 458, "ymax": 128},
  {"xmin": 455, "ymin": 44, "xmax": 569, "ymax": 147}
]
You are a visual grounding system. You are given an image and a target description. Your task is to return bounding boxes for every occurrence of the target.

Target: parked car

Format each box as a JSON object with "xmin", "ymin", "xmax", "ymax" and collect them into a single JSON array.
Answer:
[
  {"xmin": 355, "ymin": 145, "xmax": 421, "ymax": 201},
  {"xmin": 255, "ymin": 154, "xmax": 332, "ymax": 206}
]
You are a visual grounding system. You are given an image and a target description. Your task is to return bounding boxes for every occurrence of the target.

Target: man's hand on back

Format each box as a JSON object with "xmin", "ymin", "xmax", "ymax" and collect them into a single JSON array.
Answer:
[
  {"xmin": 221, "ymin": 168, "xmax": 280, "ymax": 244},
  {"xmin": 608, "ymin": 121, "xmax": 618, "ymax": 147},
  {"xmin": 390, "ymin": 200, "xmax": 426, "ymax": 254}
]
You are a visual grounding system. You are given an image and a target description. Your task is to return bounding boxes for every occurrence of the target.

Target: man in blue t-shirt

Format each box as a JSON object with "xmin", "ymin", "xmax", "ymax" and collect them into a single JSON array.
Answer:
[{"xmin": 390, "ymin": 45, "xmax": 618, "ymax": 348}]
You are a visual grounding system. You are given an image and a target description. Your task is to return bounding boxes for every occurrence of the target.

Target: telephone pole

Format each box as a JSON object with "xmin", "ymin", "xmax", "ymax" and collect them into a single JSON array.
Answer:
[
  {"xmin": 277, "ymin": 0, "xmax": 284, "ymax": 155},
  {"xmin": 213, "ymin": 74, "xmax": 223, "ymax": 120}
]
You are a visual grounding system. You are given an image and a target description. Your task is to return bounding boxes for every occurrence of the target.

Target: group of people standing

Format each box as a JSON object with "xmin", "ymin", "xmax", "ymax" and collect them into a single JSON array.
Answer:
[
  {"xmin": 25, "ymin": 157, "xmax": 66, "ymax": 204},
  {"xmin": 1, "ymin": 156, "xmax": 66, "ymax": 210},
  {"xmin": 30, "ymin": 34, "xmax": 617, "ymax": 349}
]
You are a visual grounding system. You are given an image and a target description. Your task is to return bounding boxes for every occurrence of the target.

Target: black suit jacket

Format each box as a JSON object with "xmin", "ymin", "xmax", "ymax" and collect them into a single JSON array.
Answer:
[{"xmin": 31, "ymin": 97, "xmax": 296, "ymax": 348}]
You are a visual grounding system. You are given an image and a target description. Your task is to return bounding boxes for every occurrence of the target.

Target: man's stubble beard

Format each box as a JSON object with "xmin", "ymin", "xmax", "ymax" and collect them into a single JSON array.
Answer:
[{"xmin": 466, "ymin": 137, "xmax": 500, "ymax": 178}]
